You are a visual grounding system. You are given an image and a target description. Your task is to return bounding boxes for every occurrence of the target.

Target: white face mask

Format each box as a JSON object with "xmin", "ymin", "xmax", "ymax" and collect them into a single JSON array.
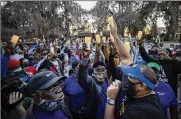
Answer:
[
  {"xmin": 92, "ymin": 66, "xmax": 107, "ymax": 83},
  {"xmin": 93, "ymin": 73, "xmax": 106, "ymax": 83}
]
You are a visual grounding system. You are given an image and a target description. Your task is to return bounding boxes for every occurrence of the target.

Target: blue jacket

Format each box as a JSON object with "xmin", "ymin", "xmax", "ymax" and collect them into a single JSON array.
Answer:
[{"xmin": 1, "ymin": 54, "xmax": 10, "ymax": 77}]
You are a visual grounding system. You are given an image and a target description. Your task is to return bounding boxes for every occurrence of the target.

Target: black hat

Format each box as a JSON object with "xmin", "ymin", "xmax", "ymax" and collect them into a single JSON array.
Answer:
[
  {"xmin": 27, "ymin": 71, "xmax": 66, "ymax": 95},
  {"xmin": 93, "ymin": 61, "xmax": 106, "ymax": 68},
  {"xmin": 72, "ymin": 59, "xmax": 79, "ymax": 69}
]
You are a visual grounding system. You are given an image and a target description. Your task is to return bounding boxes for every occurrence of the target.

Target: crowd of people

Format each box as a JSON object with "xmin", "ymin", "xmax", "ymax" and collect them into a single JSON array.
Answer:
[{"xmin": 1, "ymin": 19, "xmax": 181, "ymax": 119}]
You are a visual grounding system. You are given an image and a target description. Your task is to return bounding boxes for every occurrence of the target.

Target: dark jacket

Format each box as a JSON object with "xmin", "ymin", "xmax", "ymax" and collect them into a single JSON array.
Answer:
[
  {"xmin": 22, "ymin": 101, "xmax": 72, "ymax": 119},
  {"xmin": 77, "ymin": 65, "xmax": 100, "ymax": 119},
  {"xmin": 108, "ymin": 53, "xmax": 117, "ymax": 81},
  {"xmin": 38, "ymin": 58, "xmax": 64, "ymax": 76},
  {"xmin": 121, "ymin": 94, "xmax": 166, "ymax": 119},
  {"xmin": 139, "ymin": 46, "xmax": 181, "ymax": 96}
]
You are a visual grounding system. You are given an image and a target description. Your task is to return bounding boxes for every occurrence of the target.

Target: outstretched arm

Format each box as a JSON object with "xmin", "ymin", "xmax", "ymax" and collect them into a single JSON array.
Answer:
[
  {"xmin": 109, "ymin": 21, "xmax": 132, "ymax": 66},
  {"xmin": 77, "ymin": 62, "xmax": 90, "ymax": 94},
  {"xmin": 139, "ymin": 45, "xmax": 158, "ymax": 63}
]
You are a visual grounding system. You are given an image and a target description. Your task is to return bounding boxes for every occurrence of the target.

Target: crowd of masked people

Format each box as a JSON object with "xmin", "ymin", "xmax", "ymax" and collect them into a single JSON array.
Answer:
[{"xmin": 1, "ymin": 20, "xmax": 181, "ymax": 119}]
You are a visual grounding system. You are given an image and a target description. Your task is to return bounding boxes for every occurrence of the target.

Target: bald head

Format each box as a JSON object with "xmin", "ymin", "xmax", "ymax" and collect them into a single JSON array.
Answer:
[{"xmin": 140, "ymin": 65, "xmax": 157, "ymax": 85}]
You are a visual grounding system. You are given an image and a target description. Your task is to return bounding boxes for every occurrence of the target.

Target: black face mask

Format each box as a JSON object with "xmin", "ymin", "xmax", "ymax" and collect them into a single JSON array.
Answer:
[{"xmin": 121, "ymin": 75, "xmax": 141, "ymax": 97}]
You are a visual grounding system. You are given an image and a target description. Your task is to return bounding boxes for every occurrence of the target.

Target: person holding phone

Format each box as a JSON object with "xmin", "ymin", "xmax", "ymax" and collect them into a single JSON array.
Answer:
[{"xmin": 138, "ymin": 39, "xmax": 181, "ymax": 97}]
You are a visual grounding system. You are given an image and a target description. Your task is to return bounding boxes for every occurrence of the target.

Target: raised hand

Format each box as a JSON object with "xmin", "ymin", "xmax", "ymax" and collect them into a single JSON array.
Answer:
[
  {"xmin": 96, "ymin": 43, "xmax": 102, "ymax": 53},
  {"xmin": 107, "ymin": 80, "xmax": 121, "ymax": 99},
  {"xmin": 158, "ymin": 51, "xmax": 172, "ymax": 60},
  {"xmin": 9, "ymin": 92, "xmax": 23, "ymax": 105},
  {"xmin": 109, "ymin": 20, "xmax": 117, "ymax": 37}
]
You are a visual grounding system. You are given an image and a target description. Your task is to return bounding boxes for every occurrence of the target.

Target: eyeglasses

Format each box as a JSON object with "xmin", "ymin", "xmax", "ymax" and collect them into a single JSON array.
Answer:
[
  {"xmin": 95, "ymin": 67, "xmax": 105, "ymax": 72},
  {"xmin": 43, "ymin": 81, "xmax": 64, "ymax": 92}
]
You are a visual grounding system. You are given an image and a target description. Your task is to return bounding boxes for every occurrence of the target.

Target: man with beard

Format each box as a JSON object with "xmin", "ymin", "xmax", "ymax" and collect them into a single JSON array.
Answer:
[
  {"xmin": 78, "ymin": 60, "xmax": 109, "ymax": 119},
  {"xmin": 105, "ymin": 65, "xmax": 167, "ymax": 119},
  {"xmin": 22, "ymin": 71, "xmax": 72, "ymax": 119}
]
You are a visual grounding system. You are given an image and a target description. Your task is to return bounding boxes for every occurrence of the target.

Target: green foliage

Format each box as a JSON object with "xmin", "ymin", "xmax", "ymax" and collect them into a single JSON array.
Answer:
[{"xmin": 1, "ymin": 1, "xmax": 86, "ymax": 41}]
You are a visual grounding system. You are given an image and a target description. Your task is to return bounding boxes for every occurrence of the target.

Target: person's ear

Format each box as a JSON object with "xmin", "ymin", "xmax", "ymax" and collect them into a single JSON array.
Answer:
[
  {"xmin": 137, "ymin": 83, "xmax": 146, "ymax": 91},
  {"xmin": 32, "ymin": 93, "xmax": 42, "ymax": 103}
]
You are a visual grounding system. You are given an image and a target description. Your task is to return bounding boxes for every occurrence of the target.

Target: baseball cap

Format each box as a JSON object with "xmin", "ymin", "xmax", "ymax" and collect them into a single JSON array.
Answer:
[
  {"xmin": 8, "ymin": 59, "xmax": 20, "ymax": 69},
  {"xmin": 27, "ymin": 71, "xmax": 66, "ymax": 95},
  {"xmin": 93, "ymin": 61, "xmax": 106, "ymax": 68},
  {"xmin": 147, "ymin": 62, "xmax": 160, "ymax": 71},
  {"xmin": 120, "ymin": 64, "xmax": 156, "ymax": 89}
]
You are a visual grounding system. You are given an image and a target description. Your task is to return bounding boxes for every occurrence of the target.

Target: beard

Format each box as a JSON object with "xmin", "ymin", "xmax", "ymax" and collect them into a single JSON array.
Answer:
[{"xmin": 124, "ymin": 86, "xmax": 138, "ymax": 97}]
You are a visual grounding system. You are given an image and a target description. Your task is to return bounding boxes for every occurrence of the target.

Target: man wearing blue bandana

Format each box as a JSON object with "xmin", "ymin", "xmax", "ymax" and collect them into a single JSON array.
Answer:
[
  {"xmin": 22, "ymin": 71, "xmax": 72, "ymax": 119},
  {"xmin": 104, "ymin": 18, "xmax": 166, "ymax": 119}
]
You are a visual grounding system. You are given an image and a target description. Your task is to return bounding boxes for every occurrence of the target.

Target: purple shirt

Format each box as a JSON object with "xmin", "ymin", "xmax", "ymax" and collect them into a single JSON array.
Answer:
[
  {"xmin": 34, "ymin": 107, "xmax": 67, "ymax": 119},
  {"xmin": 154, "ymin": 81, "xmax": 178, "ymax": 116},
  {"xmin": 96, "ymin": 82, "xmax": 108, "ymax": 119},
  {"xmin": 64, "ymin": 75, "xmax": 85, "ymax": 112},
  {"xmin": 1, "ymin": 54, "xmax": 10, "ymax": 77}
]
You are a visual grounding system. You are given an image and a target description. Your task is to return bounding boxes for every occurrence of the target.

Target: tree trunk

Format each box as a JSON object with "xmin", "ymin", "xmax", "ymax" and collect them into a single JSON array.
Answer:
[{"xmin": 64, "ymin": 1, "xmax": 69, "ymax": 39}]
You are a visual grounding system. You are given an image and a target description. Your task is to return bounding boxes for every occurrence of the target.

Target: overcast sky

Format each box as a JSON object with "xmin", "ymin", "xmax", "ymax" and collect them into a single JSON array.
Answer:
[
  {"xmin": 75, "ymin": 1, "xmax": 165, "ymax": 27},
  {"xmin": 75, "ymin": 1, "xmax": 97, "ymax": 10}
]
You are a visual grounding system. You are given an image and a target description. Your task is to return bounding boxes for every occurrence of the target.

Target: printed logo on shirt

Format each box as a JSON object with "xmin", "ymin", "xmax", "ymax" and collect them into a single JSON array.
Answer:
[
  {"xmin": 157, "ymin": 92, "xmax": 165, "ymax": 96},
  {"xmin": 46, "ymin": 72, "xmax": 52, "ymax": 77}
]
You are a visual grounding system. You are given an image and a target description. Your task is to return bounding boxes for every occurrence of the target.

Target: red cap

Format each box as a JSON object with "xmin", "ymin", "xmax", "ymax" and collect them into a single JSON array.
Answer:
[{"xmin": 8, "ymin": 59, "xmax": 20, "ymax": 69}]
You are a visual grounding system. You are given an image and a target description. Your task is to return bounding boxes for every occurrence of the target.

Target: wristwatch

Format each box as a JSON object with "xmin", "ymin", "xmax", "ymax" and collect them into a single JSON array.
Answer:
[{"xmin": 107, "ymin": 98, "xmax": 115, "ymax": 105}]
